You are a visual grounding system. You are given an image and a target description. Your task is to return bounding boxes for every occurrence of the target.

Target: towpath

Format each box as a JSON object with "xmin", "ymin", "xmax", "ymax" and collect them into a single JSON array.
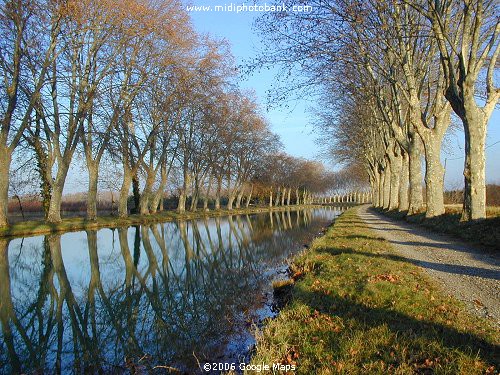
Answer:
[{"xmin": 358, "ymin": 205, "xmax": 500, "ymax": 326}]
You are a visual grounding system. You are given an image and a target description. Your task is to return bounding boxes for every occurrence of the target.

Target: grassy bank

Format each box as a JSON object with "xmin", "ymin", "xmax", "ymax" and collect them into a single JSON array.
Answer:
[
  {"xmin": 251, "ymin": 207, "xmax": 498, "ymax": 374},
  {"xmin": 0, "ymin": 204, "xmax": 321, "ymax": 239},
  {"xmin": 375, "ymin": 206, "xmax": 500, "ymax": 250}
]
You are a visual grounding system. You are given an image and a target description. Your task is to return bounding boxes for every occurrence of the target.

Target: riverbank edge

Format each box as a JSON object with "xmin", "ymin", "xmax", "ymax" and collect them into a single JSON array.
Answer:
[
  {"xmin": 372, "ymin": 206, "xmax": 500, "ymax": 250},
  {"xmin": 250, "ymin": 206, "xmax": 499, "ymax": 374},
  {"xmin": 0, "ymin": 204, "xmax": 325, "ymax": 239}
]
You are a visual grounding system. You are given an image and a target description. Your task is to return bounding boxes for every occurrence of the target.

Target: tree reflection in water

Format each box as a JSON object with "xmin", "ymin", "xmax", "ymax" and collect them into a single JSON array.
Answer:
[{"xmin": 0, "ymin": 208, "xmax": 340, "ymax": 373}]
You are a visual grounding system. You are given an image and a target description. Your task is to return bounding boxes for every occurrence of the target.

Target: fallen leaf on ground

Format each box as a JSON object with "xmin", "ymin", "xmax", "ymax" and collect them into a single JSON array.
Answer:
[{"xmin": 369, "ymin": 273, "xmax": 400, "ymax": 283}]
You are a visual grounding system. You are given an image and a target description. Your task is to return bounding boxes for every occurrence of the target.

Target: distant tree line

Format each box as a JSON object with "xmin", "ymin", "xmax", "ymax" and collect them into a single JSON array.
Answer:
[
  {"xmin": 254, "ymin": 0, "xmax": 499, "ymax": 220},
  {"xmin": 445, "ymin": 184, "xmax": 500, "ymax": 207}
]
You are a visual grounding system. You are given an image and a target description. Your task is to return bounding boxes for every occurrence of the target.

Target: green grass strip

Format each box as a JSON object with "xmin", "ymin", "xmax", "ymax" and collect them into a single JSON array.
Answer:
[{"xmin": 252, "ymin": 207, "xmax": 499, "ymax": 374}]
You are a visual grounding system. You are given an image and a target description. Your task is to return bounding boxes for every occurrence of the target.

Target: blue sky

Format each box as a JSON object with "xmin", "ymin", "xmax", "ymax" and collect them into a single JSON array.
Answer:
[
  {"xmin": 186, "ymin": 1, "xmax": 500, "ymax": 188},
  {"xmin": 186, "ymin": 1, "xmax": 319, "ymax": 160}
]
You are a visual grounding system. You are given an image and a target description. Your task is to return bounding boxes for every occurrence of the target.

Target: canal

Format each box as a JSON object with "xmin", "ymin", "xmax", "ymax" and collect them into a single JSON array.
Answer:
[{"xmin": 0, "ymin": 207, "xmax": 341, "ymax": 374}]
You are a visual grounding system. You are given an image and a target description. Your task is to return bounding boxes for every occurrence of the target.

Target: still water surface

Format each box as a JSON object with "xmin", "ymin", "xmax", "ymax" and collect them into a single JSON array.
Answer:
[{"xmin": 0, "ymin": 207, "xmax": 340, "ymax": 374}]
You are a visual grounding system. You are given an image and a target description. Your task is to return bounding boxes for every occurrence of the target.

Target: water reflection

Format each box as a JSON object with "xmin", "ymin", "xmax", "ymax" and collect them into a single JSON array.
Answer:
[{"xmin": 0, "ymin": 208, "xmax": 340, "ymax": 374}]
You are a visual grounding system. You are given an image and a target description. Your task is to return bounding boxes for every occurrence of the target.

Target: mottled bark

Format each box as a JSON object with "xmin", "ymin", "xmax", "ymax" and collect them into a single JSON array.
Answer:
[
  {"xmin": 398, "ymin": 151, "xmax": 409, "ymax": 211},
  {"xmin": 177, "ymin": 170, "xmax": 190, "ymax": 213},
  {"xmin": 378, "ymin": 165, "xmax": 384, "ymax": 207},
  {"xmin": 86, "ymin": 161, "xmax": 99, "ymax": 220},
  {"xmin": 131, "ymin": 174, "xmax": 140, "ymax": 214},
  {"xmin": 150, "ymin": 166, "xmax": 168, "ymax": 214},
  {"xmin": 245, "ymin": 184, "xmax": 253, "ymax": 208},
  {"xmin": 214, "ymin": 176, "xmax": 222, "ymax": 210},
  {"xmin": 388, "ymin": 146, "xmax": 402, "ymax": 210},
  {"xmin": 118, "ymin": 164, "xmax": 132, "ymax": 218},
  {"xmin": 0, "ymin": 150, "xmax": 11, "ymax": 227},
  {"xmin": 371, "ymin": 167, "xmax": 381, "ymax": 207},
  {"xmin": 382, "ymin": 162, "xmax": 391, "ymax": 209},
  {"xmin": 407, "ymin": 135, "xmax": 424, "ymax": 215},
  {"xmin": 235, "ymin": 190, "xmax": 244, "ymax": 208},
  {"xmin": 461, "ymin": 118, "xmax": 487, "ymax": 221},
  {"xmin": 46, "ymin": 162, "xmax": 71, "ymax": 223},
  {"xmin": 203, "ymin": 175, "xmax": 213, "ymax": 211},
  {"xmin": 226, "ymin": 194, "xmax": 235, "ymax": 210},
  {"xmin": 30, "ymin": 135, "xmax": 52, "ymax": 219},
  {"xmin": 190, "ymin": 191, "xmax": 199, "ymax": 211},
  {"xmin": 139, "ymin": 170, "xmax": 156, "ymax": 215},
  {"xmin": 177, "ymin": 192, "xmax": 186, "ymax": 213},
  {"xmin": 423, "ymin": 137, "xmax": 445, "ymax": 217}
]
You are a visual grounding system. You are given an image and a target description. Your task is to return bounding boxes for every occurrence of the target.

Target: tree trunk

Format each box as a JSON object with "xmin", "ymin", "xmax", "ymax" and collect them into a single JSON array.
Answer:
[
  {"xmin": 388, "ymin": 148, "xmax": 402, "ymax": 210},
  {"xmin": 461, "ymin": 116, "xmax": 487, "ymax": 221},
  {"xmin": 227, "ymin": 194, "xmax": 235, "ymax": 210},
  {"xmin": 423, "ymin": 137, "xmax": 445, "ymax": 217},
  {"xmin": 46, "ymin": 184, "xmax": 64, "ymax": 223},
  {"xmin": 398, "ymin": 150, "xmax": 409, "ymax": 211},
  {"xmin": 190, "ymin": 191, "xmax": 199, "ymax": 211},
  {"xmin": 235, "ymin": 189, "xmax": 244, "ymax": 209},
  {"xmin": 0, "ymin": 149, "xmax": 11, "ymax": 227},
  {"xmin": 215, "ymin": 176, "xmax": 222, "ymax": 210},
  {"xmin": 245, "ymin": 184, "xmax": 253, "ymax": 208},
  {"xmin": 150, "ymin": 165, "xmax": 168, "ymax": 214},
  {"xmin": 131, "ymin": 173, "xmax": 140, "ymax": 214},
  {"xmin": 118, "ymin": 164, "xmax": 132, "ymax": 218},
  {"xmin": 269, "ymin": 188, "xmax": 273, "ymax": 207},
  {"xmin": 286, "ymin": 188, "xmax": 291, "ymax": 205},
  {"xmin": 46, "ymin": 163, "xmax": 71, "ymax": 223},
  {"xmin": 31, "ymin": 136, "xmax": 52, "ymax": 219},
  {"xmin": 378, "ymin": 166, "xmax": 384, "ymax": 208},
  {"xmin": 87, "ymin": 161, "xmax": 99, "ymax": 220},
  {"xmin": 281, "ymin": 187, "xmax": 286, "ymax": 206},
  {"xmin": 407, "ymin": 135, "xmax": 424, "ymax": 214},
  {"xmin": 140, "ymin": 170, "xmax": 156, "ymax": 215},
  {"xmin": 177, "ymin": 170, "xmax": 190, "ymax": 213},
  {"xmin": 382, "ymin": 163, "xmax": 391, "ymax": 210},
  {"xmin": 371, "ymin": 167, "xmax": 380, "ymax": 207},
  {"xmin": 295, "ymin": 189, "xmax": 300, "ymax": 205},
  {"xmin": 177, "ymin": 191, "xmax": 186, "ymax": 213},
  {"xmin": 203, "ymin": 175, "xmax": 213, "ymax": 211}
]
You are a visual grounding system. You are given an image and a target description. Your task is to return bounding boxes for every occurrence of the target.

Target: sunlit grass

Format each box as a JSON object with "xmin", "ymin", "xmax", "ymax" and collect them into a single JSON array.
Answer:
[{"xmin": 251, "ymin": 207, "xmax": 499, "ymax": 374}]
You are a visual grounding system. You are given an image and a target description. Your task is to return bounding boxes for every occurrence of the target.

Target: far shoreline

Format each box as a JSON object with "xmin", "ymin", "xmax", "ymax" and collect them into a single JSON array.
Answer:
[{"xmin": 0, "ymin": 204, "xmax": 350, "ymax": 240}]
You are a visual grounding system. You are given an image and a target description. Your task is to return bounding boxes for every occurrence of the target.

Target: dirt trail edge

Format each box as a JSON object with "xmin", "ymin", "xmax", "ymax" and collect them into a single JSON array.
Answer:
[{"xmin": 358, "ymin": 205, "xmax": 500, "ymax": 326}]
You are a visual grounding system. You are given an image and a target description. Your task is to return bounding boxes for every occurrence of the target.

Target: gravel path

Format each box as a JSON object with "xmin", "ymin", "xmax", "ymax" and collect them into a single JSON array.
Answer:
[{"xmin": 357, "ymin": 205, "xmax": 500, "ymax": 326}]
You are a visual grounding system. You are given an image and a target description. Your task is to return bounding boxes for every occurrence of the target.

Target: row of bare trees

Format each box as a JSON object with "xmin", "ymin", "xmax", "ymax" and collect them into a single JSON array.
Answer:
[
  {"xmin": 251, "ymin": 153, "xmax": 339, "ymax": 206},
  {"xmin": 0, "ymin": 0, "xmax": 338, "ymax": 228},
  {"xmin": 255, "ymin": 0, "xmax": 499, "ymax": 221}
]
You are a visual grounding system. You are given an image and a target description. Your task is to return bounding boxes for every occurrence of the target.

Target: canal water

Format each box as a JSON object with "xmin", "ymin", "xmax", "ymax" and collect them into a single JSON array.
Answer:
[{"xmin": 0, "ymin": 207, "xmax": 341, "ymax": 374}]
